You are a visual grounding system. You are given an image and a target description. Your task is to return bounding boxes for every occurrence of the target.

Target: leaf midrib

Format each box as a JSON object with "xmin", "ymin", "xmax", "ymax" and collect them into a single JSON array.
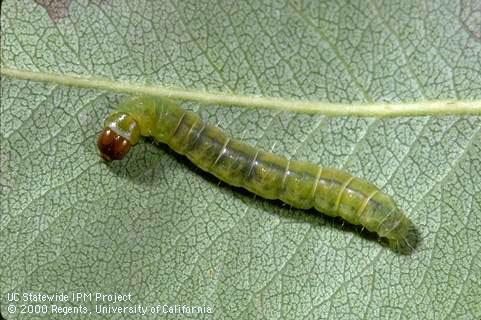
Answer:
[{"xmin": 2, "ymin": 66, "xmax": 481, "ymax": 117}]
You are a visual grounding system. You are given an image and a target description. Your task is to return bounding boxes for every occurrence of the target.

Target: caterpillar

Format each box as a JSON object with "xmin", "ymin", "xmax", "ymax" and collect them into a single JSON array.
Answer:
[{"xmin": 98, "ymin": 96, "xmax": 418, "ymax": 254}]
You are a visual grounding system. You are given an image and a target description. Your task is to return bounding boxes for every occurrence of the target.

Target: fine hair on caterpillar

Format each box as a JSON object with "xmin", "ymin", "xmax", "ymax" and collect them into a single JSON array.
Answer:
[{"xmin": 97, "ymin": 96, "xmax": 419, "ymax": 255}]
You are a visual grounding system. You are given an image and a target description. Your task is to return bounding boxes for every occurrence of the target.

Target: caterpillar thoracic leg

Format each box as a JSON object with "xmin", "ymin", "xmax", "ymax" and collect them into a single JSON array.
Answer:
[{"xmin": 98, "ymin": 96, "xmax": 418, "ymax": 254}]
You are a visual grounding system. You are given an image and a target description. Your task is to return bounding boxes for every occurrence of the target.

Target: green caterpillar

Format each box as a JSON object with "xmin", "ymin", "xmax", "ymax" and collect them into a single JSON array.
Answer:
[{"xmin": 98, "ymin": 96, "xmax": 418, "ymax": 254}]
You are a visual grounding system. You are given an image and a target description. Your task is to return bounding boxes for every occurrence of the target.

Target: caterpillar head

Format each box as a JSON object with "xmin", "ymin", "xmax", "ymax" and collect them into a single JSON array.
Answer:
[{"xmin": 97, "ymin": 112, "xmax": 140, "ymax": 161}]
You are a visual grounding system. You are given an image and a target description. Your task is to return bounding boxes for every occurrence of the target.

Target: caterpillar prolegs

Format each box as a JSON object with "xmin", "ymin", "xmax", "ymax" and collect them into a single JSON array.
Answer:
[{"xmin": 98, "ymin": 96, "xmax": 418, "ymax": 254}]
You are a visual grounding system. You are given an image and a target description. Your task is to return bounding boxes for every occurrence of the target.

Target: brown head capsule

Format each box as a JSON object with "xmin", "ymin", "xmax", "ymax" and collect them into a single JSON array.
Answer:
[{"xmin": 97, "ymin": 128, "xmax": 132, "ymax": 161}]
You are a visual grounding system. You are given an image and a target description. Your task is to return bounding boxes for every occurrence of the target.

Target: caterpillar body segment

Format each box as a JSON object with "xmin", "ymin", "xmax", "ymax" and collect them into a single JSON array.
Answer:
[{"xmin": 98, "ymin": 96, "xmax": 417, "ymax": 254}]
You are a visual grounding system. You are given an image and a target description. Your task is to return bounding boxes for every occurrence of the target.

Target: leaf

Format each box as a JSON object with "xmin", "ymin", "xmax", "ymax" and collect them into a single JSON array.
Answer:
[{"xmin": 1, "ymin": 1, "xmax": 480, "ymax": 319}]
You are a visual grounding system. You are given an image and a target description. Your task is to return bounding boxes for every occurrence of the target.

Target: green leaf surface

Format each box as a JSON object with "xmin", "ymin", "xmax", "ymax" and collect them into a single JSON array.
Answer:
[{"xmin": 1, "ymin": 1, "xmax": 480, "ymax": 319}]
